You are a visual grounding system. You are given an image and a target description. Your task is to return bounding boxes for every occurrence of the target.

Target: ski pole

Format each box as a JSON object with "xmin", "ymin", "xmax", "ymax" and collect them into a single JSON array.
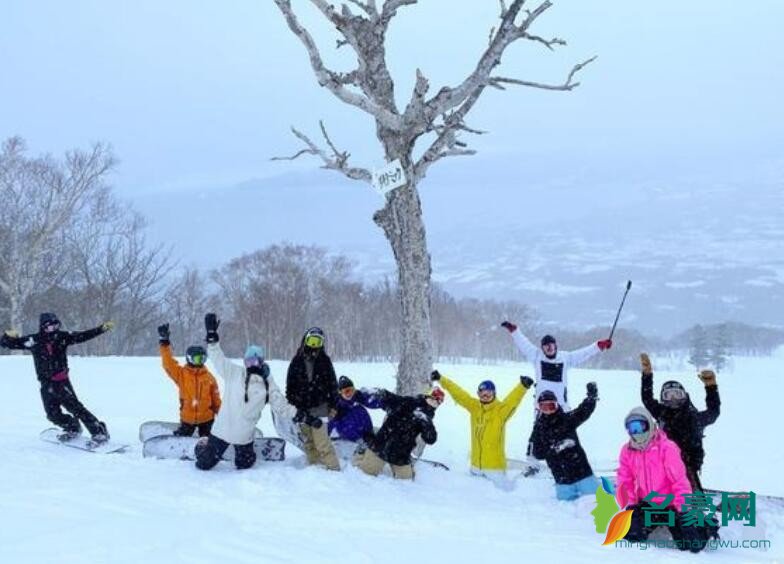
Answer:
[{"xmin": 608, "ymin": 280, "xmax": 632, "ymax": 340}]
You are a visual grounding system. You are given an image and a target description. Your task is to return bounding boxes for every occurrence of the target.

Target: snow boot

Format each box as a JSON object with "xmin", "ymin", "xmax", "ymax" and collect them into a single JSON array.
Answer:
[{"xmin": 89, "ymin": 421, "xmax": 110, "ymax": 444}]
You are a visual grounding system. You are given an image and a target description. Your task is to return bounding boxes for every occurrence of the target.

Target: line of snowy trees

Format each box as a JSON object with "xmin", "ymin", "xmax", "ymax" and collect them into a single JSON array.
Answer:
[{"xmin": 3, "ymin": 138, "xmax": 783, "ymax": 364}]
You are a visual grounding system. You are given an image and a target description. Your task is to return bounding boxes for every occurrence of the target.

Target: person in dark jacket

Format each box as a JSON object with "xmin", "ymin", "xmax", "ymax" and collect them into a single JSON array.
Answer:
[
  {"xmin": 328, "ymin": 376, "xmax": 374, "ymax": 443},
  {"xmin": 286, "ymin": 327, "xmax": 340, "ymax": 470},
  {"xmin": 639, "ymin": 353, "xmax": 720, "ymax": 491},
  {"xmin": 531, "ymin": 383, "xmax": 599, "ymax": 501},
  {"xmin": 1, "ymin": 312, "xmax": 113, "ymax": 442},
  {"xmin": 352, "ymin": 387, "xmax": 442, "ymax": 480}
]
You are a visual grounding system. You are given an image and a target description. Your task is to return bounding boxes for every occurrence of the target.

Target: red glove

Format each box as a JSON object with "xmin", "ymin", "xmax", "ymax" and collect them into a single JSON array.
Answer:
[
  {"xmin": 501, "ymin": 321, "xmax": 517, "ymax": 333},
  {"xmin": 597, "ymin": 339, "xmax": 612, "ymax": 351}
]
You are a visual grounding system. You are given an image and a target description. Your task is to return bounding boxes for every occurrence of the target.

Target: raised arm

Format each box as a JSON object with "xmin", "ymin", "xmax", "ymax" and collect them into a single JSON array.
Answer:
[
  {"xmin": 639, "ymin": 353, "xmax": 663, "ymax": 419},
  {"xmin": 437, "ymin": 374, "xmax": 479, "ymax": 413},
  {"xmin": 499, "ymin": 377, "xmax": 532, "ymax": 421},
  {"xmin": 354, "ymin": 387, "xmax": 394, "ymax": 410},
  {"xmin": 503, "ymin": 321, "xmax": 540, "ymax": 362},
  {"xmin": 1, "ymin": 331, "xmax": 32, "ymax": 351},
  {"xmin": 565, "ymin": 342, "xmax": 601, "ymax": 367},
  {"xmin": 696, "ymin": 370, "xmax": 720, "ymax": 427},
  {"xmin": 66, "ymin": 324, "xmax": 109, "ymax": 345},
  {"xmin": 159, "ymin": 344, "xmax": 183, "ymax": 385},
  {"xmin": 566, "ymin": 391, "xmax": 597, "ymax": 428},
  {"xmin": 206, "ymin": 342, "xmax": 243, "ymax": 382}
]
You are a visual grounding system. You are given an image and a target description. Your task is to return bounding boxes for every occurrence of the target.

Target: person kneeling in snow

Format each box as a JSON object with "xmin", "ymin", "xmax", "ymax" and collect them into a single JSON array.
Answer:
[
  {"xmin": 352, "ymin": 387, "xmax": 443, "ymax": 480},
  {"xmin": 530, "ymin": 383, "xmax": 599, "ymax": 501},
  {"xmin": 431, "ymin": 369, "xmax": 532, "ymax": 489},
  {"xmin": 328, "ymin": 376, "xmax": 374, "ymax": 443},
  {"xmin": 194, "ymin": 313, "xmax": 287, "ymax": 471},
  {"xmin": 616, "ymin": 406, "xmax": 718, "ymax": 552},
  {"xmin": 638, "ymin": 353, "xmax": 720, "ymax": 492},
  {"xmin": 157, "ymin": 323, "xmax": 221, "ymax": 437}
]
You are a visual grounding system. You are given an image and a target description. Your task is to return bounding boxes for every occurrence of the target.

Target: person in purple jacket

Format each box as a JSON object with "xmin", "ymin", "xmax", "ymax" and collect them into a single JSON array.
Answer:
[{"xmin": 328, "ymin": 376, "xmax": 374, "ymax": 443}]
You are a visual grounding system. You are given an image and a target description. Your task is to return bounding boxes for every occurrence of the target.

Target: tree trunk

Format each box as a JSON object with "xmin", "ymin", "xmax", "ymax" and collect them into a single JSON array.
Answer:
[{"xmin": 374, "ymin": 165, "xmax": 433, "ymax": 396}]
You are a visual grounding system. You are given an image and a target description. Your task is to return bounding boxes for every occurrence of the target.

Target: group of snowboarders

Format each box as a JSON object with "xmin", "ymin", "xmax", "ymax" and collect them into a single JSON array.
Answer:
[{"xmin": 2, "ymin": 310, "xmax": 724, "ymax": 551}]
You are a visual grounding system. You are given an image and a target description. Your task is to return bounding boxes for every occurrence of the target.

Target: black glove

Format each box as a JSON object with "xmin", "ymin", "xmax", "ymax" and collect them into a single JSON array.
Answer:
[
  {"xmin": 520, "ymin": 375, "xmax": 534, "ymax": 389},
  {"xmin": 205, "ymin": 313, "xmax": 220, "ymax": 343},
  {"xmin": 307, "ymin": 414, "xmax": 323, "ymax": 429},
  {"xmin": 157, "ymin": 323, "xmax": 170, "ymax": 345},
  {"xmin": 430, "ymin": 370, "xmax": 441, "ymax": 382},
  {"xmin": 293, "ymin": 409, "xmax": 306, "ymax": 424},
  {"xmin": 587, "ymin": 382, "xmax": 598, "ymax": 400},
  {"xmin": 501, "ymin": 321, "xmax": 517, "ymax": 333}
]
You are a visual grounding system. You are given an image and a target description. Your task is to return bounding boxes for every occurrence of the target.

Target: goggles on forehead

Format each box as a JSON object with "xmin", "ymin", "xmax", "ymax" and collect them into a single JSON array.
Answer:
[
  {"xmin": 626, "ymin": 419, "xmax": 650, "ymax": 435},
  {"xmin": 304, "ymin": 334, "xmax": 324, "ymax": 349}
]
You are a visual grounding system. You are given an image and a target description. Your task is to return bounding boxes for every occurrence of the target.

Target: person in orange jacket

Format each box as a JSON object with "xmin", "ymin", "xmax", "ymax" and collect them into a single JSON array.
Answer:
[{"xmin": 158, "ymin": 323, "xmax": 221, "ymax": 436}]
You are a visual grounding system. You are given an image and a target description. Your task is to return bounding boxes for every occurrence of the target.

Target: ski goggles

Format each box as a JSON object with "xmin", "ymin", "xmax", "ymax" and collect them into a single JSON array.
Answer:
[
  {"xmin": 661, "ymin": 387, "xmax": 687, "ymax": 402},
  {"xmin": 538, "ymin": 400, "xmax": 559, "ymax": 414},
  {"xmin": 625, "ymin": 419, "xmax": 650, "ymax": 435},
  {"xmin": 304, "ymin": 334, "xmax": 324, "ymax": 349},
  {"xmin": 244, "ymin": 356, "xmax": 262, "ymax": 368},
  {"xmin": 188, "ymin": 353, "xmax": 206, "ymax": 366}
]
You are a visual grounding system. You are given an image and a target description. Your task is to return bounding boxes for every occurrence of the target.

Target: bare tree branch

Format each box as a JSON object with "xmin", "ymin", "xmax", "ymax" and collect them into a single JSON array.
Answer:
[
  {"xmin": 523, "ymin": 33, "xmax": 567, "ymax": 51},
  {"xmin": 272, "ymin": 123, "xmax": 372, "ymax": 183},
  {"xmin": 274, "ymin": 0, "xmax": 402, "ymax": 130},
  {"xmin": 489, "ymin": 55, "xmax": 596, "ymax": 91}
]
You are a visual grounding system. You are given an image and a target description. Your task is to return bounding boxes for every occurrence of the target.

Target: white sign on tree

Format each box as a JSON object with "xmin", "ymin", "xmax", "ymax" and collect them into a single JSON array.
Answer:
[{"xmin": 372, "ymin": 159, "xmax": 407, "ymax": 195}]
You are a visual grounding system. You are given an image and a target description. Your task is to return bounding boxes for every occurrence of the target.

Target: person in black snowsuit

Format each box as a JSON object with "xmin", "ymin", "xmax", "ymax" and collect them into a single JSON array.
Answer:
[
  {"xmin": 0, "ymin": 312, "xmax": 113, "ymax": 441},
  {"xmin": 352, "ymin": 387, "xmax": 442, "ymax": 480},
  {"xmin": 639, "ymin": 353, "xmax": 720, "ymax": 491},
  {"xmin": 531, "ymin": 383, "xmax": 599, "ymax": 500},
  {"xmin": 286, "ymin": 327, "xmax": 340, "ymax": 470}
]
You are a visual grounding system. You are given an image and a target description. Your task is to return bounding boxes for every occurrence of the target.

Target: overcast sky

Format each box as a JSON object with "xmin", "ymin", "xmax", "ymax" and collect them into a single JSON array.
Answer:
[{"xmin": 2, "ymin": 0, "xmax": 782, "ymax": 196}]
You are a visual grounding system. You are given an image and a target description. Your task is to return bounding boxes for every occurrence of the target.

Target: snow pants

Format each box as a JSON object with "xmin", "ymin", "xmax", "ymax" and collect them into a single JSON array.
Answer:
[
  {"xmin": 300, "ymin": 422, "xmax": 340, "ymax": 471},
  {"xmin": 623, "ymin": 502, "xmax": 716, "ymax": 553},
  {"xmin": 554, "ymin": 475, "xmax": 598, "ymax": 501},
  {"xmin": 194, "ymin": 435, "xmax": 256, "ymax": 471},
  {"xmin": 353, "ymin": 448, "xmax": 414, "ymax": 480},
  {"xmin": 174, "ymin": 420, "xmax": 214, "ymax": 437},
  {"xmin": 40, "ymin": 379, "xmax": 103, "ymax": 435}
]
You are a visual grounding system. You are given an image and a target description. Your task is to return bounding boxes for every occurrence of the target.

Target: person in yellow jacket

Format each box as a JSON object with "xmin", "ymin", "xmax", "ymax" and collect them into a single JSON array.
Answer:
[
  {"xmin": 158, "ymin": 323, "xmax": 222, "ymax": 436},
  {"xmin": 431, "ymin": 370, "xmax": 533, "ymax": 489}
]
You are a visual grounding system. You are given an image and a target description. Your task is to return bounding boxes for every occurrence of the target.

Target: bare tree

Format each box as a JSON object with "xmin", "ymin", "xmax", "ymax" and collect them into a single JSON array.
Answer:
[
  {"xmin": 0, "ymin": 137, "xmax": 116, "ymax": 333},
  {"xmin": 272, "ymin": 0, "xmax": 593, "ymax": 393}
]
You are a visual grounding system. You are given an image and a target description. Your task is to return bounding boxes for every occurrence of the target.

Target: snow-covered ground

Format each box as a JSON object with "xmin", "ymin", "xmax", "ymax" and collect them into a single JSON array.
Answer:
[{"xmin": 0, "ymin": 351, "xmax": 781, "ymax": 563}]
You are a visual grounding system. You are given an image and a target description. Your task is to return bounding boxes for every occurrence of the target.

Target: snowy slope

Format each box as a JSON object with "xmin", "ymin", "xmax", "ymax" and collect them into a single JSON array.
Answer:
[{"xmin": 0, "ymin": 352, "xmax": 781, "ymax": 563}]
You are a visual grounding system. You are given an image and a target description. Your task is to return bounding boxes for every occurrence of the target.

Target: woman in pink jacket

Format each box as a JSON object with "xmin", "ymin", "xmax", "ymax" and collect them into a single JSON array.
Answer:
[{"xmin": 616, "ymin": 406, "xmax": 717, "ymax": 552}]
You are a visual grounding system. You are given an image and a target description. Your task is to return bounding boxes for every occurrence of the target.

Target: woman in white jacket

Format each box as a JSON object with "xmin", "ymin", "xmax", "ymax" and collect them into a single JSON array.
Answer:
[{"xmin": 195, "ymin": 313, "xmax": 289, "ymax": 471}]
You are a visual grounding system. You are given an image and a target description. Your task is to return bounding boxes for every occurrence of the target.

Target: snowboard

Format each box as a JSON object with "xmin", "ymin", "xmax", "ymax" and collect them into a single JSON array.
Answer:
[
  {"xmin": 142, "ymin": 435, "xmax": 286, "ymax": 462},
  {"xmin": 138, "ymin": 420, "xmax": 263, "ymax": 442},
  {"xmin": 40, "ymin": 428, "xmax": 129, "ymax": 454}
]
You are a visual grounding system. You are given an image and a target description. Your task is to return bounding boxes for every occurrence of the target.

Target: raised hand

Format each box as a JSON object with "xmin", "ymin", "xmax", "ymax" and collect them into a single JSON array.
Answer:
[
  {"xmin": 520, "ymin": 375, "xmax": 534, "ymax": 389},
  {"xmin": 430, "ymin": 370, "xmax": 441, "ymax": 382},
  {"xmin": 157, "ymin": 323, "xmax": 170, "ymax": 345},
  {"xmin": 597, "ymin": 339, "xmax": 612, "ymax": 351},
  {"xmin": 102, "ymin": 321, "xmax": 115, "ymax": 332},
  {"xmin": 501, "ymin": 321, "xmax": 517, "ymax": 333},
  {"xmin": 205, "ymin": 313, "xmax": 220, "ymax": 343},
  {"xmin": 698, "ymin": 369, "xmax": 717, "ymax": 387},
  {"xmin": 640, "ymin": 353, "xmax": 653, "ymax": 375},
  {"xmin": 586, "ymin": 382, "xmax": 598, "ymax": 400}
]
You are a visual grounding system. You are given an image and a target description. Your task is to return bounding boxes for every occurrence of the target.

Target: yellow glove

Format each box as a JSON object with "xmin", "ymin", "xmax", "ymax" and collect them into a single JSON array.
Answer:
[
  {"xmin": 102, "ymin": 321, "xmax": 115, "ymax": 332},
  {"xmin": 640, "ymin": 353, "xmax": 653, "ymax": 375},
  {"xmin": 4, "ymin": 330, "xmax": 19, "ymax": 338},
  {"xmin": 698, "ymin": 369, "xmax": 717, "ymax": 387}
]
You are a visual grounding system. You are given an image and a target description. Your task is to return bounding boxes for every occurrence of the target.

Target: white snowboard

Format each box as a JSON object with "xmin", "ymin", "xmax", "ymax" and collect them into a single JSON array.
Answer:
[
  {"xmin": 40, "ymin": 428, "xmax": 129, "ymax": 454},
  {"xmin": 142, "ymin": 435, "xmax": 286, "ymax": 462},
  {"xmin": 138, "ymin": 420, "xmax": 263, "ymax": 442}
]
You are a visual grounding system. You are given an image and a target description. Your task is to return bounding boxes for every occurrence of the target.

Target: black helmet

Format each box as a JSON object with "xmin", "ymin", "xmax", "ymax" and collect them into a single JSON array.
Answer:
[
  {"xmin": 338, "ymin": 376, "xmax": 354, "ymax": 390},
  {"xmin": 186, "ymin": 345, "xmax": 207, "ymax": 367},
  {"xmin": 39, "ymin": 312, "xmax": 60, "ymax": 330}
]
